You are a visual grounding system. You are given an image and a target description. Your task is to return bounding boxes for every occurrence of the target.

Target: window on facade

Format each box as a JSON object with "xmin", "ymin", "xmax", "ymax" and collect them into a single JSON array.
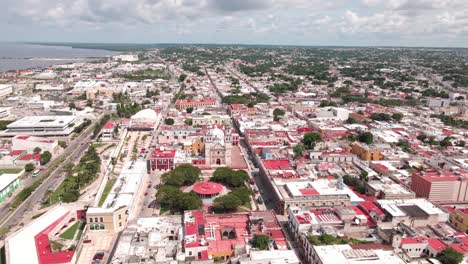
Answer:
[
  {"xmin": 119, "ymin": 222, "xmax": 122, "ymax": 227},
  {"xmin": 100, "ymin": 224, "xmax": 105, "ymax": 229},
  {"xmin": 119, "ymin": 214, "xmax": 122, "ymax": 219},
  {"xmin": 100, "ymin": 217, "xmax": 103, "ymax": 222},
  {"xmin": 89, "ymin": 218, "xmax": 93, "ymax": 223},
  {"xmin": 95, "ymin": 217, "xmax": 98, "ymax": 222}
]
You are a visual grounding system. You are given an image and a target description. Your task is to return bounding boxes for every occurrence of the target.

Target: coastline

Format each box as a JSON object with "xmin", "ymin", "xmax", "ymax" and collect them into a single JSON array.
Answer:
[{"xmin": 0, "ymin": 43, "xmax": 118, "ymax": 73}]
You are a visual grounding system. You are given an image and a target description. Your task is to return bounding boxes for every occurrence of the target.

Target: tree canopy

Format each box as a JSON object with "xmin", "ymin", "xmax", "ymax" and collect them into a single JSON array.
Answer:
[
  {"xmin": 251, "ymin": 234, "xmax": 270, "ymax": 250},
  {"xmin": 40, "ymin": 151, "xmax": 52, "ymax": 165},
  {"xmin": 303, "ymin": 132, "xmax": 322, "ymax": 149},
  {"xmin": 358, "ymin": 131, "xmax": 374, "ymax": 144},
  {"xmin": 164, "ymin": 118, "xmax": 175, "ymax": 125},
  {"xmin": 162, "ymin": 164, "xmax": 201, "ymax": 187},
  {"xmin": 156, "ymin": 185, "xmax": 202, "ymax": 212},
  {"xmin": 210, "ymin": 167, "xmax": 249, "ymax": 188},
  {"xmin": 437, "ymin": 248, "xmax": 463, "ymax": 264}
]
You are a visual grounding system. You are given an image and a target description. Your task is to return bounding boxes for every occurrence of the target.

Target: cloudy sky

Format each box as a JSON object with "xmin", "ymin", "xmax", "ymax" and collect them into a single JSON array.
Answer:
[{"xmin": 1, "ymin": 0, "xmax": 467, "ymax": 47}]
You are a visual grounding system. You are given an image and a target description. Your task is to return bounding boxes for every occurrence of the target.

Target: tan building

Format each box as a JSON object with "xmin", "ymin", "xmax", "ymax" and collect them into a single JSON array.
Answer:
[
  {"xmin": 449, "ymin": 209, "xmax": 468, "ymax": 233},
  {"xmin": 87, "ymin": 161, "xmax": 147, "ymax": 233},
  {"xmin": 86, "ymin": 206, "xmax": 128, "ymax": 232},
  {"xmin": 350, "ymin": 142, "xmax": 383, "ymax": 161},
  {"xmin": 192, "ymin": 114, "xmax": 230, "ymax": 126}
]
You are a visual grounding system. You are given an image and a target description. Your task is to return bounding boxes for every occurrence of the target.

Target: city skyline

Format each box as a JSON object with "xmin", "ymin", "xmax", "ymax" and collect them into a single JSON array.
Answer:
[{"xmin": 1, "ymin": 0, "xmax": 467, "ymax": 48}]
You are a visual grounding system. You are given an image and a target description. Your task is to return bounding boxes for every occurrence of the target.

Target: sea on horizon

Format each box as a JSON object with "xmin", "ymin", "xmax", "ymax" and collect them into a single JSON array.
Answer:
[{"xmin": 0, "ymin": 43, "xmax": 117, "ymax": 72}]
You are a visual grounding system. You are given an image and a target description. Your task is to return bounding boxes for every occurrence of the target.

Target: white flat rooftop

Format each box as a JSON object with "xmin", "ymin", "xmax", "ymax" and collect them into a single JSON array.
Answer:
[
  {"xmin": 102, "ymin": 161, "xmax": 147, "ymax": 211},
  {"xmin": 7, "ymin": 115, "xmax": 76, "ymax": 128},
  {"xmin": 286, "ymin": 179, "xmax": 365, "ymax": 203},
  {"xmin": 376, "ymin": 198, "xmax": 446, "ymax": 217},
  {"xmin": 314, "ymin": 244, "xmax": 405, "ymax": 264},
  {"xmin": 0, "ymin": 172, "xmax": 22, "ymax": 191},
  {"xmin": 6, "ymin": 205, "xmax": 70, "ymax": 264}
]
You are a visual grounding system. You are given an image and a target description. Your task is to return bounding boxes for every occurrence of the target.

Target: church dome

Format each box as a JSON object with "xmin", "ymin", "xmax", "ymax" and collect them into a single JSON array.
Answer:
[{"xmin": 210, "ymin": 127, "xmax": 225, "ymax": 146}]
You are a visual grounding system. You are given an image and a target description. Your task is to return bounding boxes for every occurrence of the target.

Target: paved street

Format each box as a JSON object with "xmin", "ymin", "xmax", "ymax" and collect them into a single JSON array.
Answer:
[{"xmin": 0, "ymin": 116, "xmax": 100, "ymax": 233}]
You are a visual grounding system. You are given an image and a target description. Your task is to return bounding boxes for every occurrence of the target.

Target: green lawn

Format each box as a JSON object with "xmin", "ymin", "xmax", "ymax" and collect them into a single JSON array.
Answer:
[
  {"xmin": 59, "ymin": 222, "xmax": 80, "ymax": 240},
  {"xmin": 76, "ymin": 222, "xmax": 86, "ymax": 241},
  {"xmin": 0, "ymin": 168, "xmax": 23, "ymax": 174},
  {"xmin": 98, "ymin": 179, "xmax": 116, "ymax": 206}
]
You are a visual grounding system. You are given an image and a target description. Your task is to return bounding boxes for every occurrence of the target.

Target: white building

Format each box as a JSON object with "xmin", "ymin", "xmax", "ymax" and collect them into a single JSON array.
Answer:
[
  {"xmin": 113, "ymin": 54, "xmax": 139, "ymax": 62},
  {"xmin": 315, "ymin": 107, "xmax": 350, "ymax": 121},
  {"xmin": 3, "ymin": 115, "xmax": 77, "ymax": 136},
  {"xmin": 309, "ymin": 244, "xmax": 405, "ymax": 264},
  {"xmin": 130, "ymin": 109, "xmax": 161, "ymax": 130},
  {"xmin": 427, "ymin": 98, "xmax": 450, "ymax": 108},
  {"xmin": 87, "ymin": 161, "xmax": 148, "ymax": 233},
  {"xmin": 0, "ymin": 84, "xmax": 13, "ymax": 99},
  {"xmin": 27, "ymin": 96, "xmax": 63, "ymax": 110},
  {"xmin": 5, "ymin": 205, "xmax": 80, "ymax": 264},
  {"xmin": 12, "ymin": 135, "xmax": 61, "ymax": 154},
  {"xmin": 238, "ymin": 250, "xmax": 300, "ymax": 264},
  {"xmin": 35, "ymin": 83, "xmax": 65, "ymax": 91},
  {"xmin": 0, "ymin": 107, "xmax": 12, "ymax": 119}
]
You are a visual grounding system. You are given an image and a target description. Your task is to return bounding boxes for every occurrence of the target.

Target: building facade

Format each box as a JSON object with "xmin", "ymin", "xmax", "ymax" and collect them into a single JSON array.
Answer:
[{"xmin": 204, "ymin": 128, "xmax": 232, "ymax": 167}]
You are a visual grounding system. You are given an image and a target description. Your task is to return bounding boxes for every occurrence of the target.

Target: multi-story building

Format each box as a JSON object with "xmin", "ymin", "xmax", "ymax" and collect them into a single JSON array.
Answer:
[
  {"xmin": 0, "ymin": 84, "xmax": 13, "ymax": 99},
  {"xmin": 101, "ymin": 121, "xmax": 116, "ymax": 139},
  {"xmin": 87, "ymin": 161, "xmax": 147, "ymax": 233},
  {"xmin": 410, "ymin": 169, "xmax": 468, "ymax": 202},
  {"xmin": 12, "ymin": 135, "xmax": 61, "ymax": 154},
  {"xmin": 204, "ymin": 127, "xmax": 232, "ymax": 167},
  {"xmin": 0, "ymin": 169, "xmax": 23, "ymax": 203},
  {"xmin": 151, "ymin": 148, "xmax": 176, "ymax": 171},
  {"xmin": 307, "ymin": 244, "xmax": 405, "ymax": 264},
  {"xmin": 192, "ymin": 114, "xmax": 230, "ymax": 126},
  {"xmin": 0, "ymin": 107, "xmax": 11, "ymax": 118},
  {"xmin": 3, "ymin": 115, "xmax": 77, "ymax": 136},
  {"xmin": 449, "ymin": 208, "xmax": 468, "ymax": 233},
  {"xmin": 175, "ymin": 98, "xmax": 217, "ymax": 110},
  {"xmin": 183, "ymin": 210, "xmax": 288, "ymax": 261}
]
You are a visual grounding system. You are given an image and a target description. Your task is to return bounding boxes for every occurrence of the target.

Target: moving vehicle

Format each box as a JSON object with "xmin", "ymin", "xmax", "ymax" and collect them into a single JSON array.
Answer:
[
  {"xmin": 257, "ymin": 196, "xmax": 264, "ymax": 204},
  {"xmin": 32, "ymin": 170, "xmax": 40, "ymax": 177}
]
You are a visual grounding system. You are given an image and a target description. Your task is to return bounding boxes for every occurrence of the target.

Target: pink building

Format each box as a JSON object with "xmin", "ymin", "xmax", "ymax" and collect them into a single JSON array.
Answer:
[{"xmin": 410, "ymin": 170, "xmax": 468, "ymax": 202}]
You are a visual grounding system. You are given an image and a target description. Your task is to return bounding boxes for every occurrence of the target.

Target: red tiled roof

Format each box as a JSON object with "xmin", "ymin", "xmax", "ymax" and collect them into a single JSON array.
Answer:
[
  {"xmin": 102, "ymin": 121, "xmax": 115, "ymax": 129},
  {"xmin": 426, "ymin": 238, "xmax": 447, "ymax": 253},
  {"xmin": 9, "ymin": 150, "xmax": 26, "ymax": 156},
  {"xmin": 262, "ymin": 159, "xmax": 292, "ymax": 170},
  {"xmin": 35, "ymin": 212, "xmax": 75, "ymax": 264},
  {"xmin": 299, "ymin": 188, "xmax": 319, "ymax": 196},
  {"xmin": 18, "ymin": 154, "xmax": 41, "ymax": 161},
  {"xmin": 192, "ymin": 181, "xmax": 223, "ymax": 195},
  {"xmin": 359, "ymin": 202, "xmax": 384, "ymax": 216},
  {"xmin": 401, "ymin": 237, "xmax": 427, "ymax": 244},
  {"xmin": 152, "ymin": 149, "xmax": 176, "ymax": 159}
]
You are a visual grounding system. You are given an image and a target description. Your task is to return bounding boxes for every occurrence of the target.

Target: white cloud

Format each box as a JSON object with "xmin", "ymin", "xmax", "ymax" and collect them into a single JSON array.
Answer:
[{"xmin": 0, "ymin": 0, "xmax": 466, "ymax": 46}]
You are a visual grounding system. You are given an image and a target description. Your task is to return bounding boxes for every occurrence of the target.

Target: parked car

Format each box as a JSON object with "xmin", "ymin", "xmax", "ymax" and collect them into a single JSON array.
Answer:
[{"xmin": 93, "ymin": 252, "xmax": 104, "ymax": 261}]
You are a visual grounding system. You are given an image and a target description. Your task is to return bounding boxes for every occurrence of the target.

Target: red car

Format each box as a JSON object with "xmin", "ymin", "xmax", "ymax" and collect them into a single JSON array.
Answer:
[{"xmin": 93, "ymin": 252, "xmax": 104, "ymax": 260}]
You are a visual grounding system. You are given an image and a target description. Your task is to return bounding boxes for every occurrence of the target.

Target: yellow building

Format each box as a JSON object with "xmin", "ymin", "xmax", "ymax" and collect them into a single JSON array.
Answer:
[
  {"xmin": 350, "ymin": 142, "xmax": 383, "ymax": 161},
  {"xmin": 450, "ymin": 209, "xmax": 468, "ymax": 233},
  {"xmin": 87, "ymin": 206, "xmax": 128, "ymax": 233},
  {"xmin": 192, "ymin": 139, "xmax": 204, "ymax": 156}
]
